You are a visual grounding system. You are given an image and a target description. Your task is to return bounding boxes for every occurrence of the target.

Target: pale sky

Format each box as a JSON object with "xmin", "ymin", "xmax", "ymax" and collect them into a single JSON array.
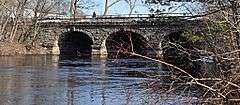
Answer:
[
  {"xmin": 81, "ymin": 0, "xmax": 149, "ymax": 15},
  {"xmin": 78, "ymin": 0, "xmax": 204, "ymax": 16}
]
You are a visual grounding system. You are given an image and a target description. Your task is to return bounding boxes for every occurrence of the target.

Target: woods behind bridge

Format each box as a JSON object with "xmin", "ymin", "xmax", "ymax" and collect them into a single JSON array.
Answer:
[
  {"xmin": 1, "ymin": 0, "xmax": 240, "ymax": 104},
  {"xmin": 0, "ymin": 0, "xmax": 69, "ymax": 44}
]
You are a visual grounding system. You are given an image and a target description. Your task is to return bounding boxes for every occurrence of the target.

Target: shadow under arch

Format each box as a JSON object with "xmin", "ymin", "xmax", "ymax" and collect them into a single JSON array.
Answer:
[
  {"xmin": 162, "ymin": 31, "xmax": 201, "ymax": 77},
  {"xmin": 106, "ymin": 30, "xmax": 148, "ymax": 58},
  {"xmin": 162, "ymin": 31, "xmax": 186, "ymax": 62},
  {"xmin": 59, "ymin": 31, "xmax": 93, "ymax": 59}
]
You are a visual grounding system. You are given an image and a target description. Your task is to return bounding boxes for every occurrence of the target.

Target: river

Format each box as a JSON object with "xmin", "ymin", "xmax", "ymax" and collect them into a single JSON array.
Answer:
[{"xmin": 0, "ymin": 55, "xmax": 199, "ymax": 105}]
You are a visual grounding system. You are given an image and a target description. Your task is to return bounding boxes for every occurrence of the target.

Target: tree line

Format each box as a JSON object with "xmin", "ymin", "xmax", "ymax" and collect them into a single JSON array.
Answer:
[{"xmin": 0, "ymin": 0, "xmax": 69, "ymax": 44}]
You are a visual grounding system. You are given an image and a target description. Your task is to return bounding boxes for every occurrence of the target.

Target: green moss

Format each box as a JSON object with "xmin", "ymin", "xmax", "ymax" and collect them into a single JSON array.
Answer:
[
  {"xmin": 183, "ymin": 31, "xmax": 204, "ymax": 43},
  {"xmin": 208, "ymin": 21, "xmax": 228, "ymax": 36},
  {"xmin": 182, "ymin": 21, "xmax": 228, "ymax": 43}
]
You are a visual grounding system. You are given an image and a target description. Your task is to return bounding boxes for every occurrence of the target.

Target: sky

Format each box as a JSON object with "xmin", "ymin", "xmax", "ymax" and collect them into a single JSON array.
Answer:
[
  {"xmin": 81, "ymin": 0, "xmax": 149, "ymax": 15},
  {"xmin": 76, "ymin": 0, "xmax": 204, "ymax": 16}
]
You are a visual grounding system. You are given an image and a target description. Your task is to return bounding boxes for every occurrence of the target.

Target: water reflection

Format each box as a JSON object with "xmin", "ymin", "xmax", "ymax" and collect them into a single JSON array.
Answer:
[
  {"xmin": 0, "ymin": 55, "xmax": 60, "ymax": 105},
  {"xmin": 0, "ymin": 55, "xmax": 197, "ymax": 105}
]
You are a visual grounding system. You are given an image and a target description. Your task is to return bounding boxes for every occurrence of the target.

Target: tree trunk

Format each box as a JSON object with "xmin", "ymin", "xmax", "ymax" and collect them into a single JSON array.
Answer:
[
  {"xmin": 0, "ymin": 14, "xmax": 10, "ymax": 41},
  {"xmin": 129, "ymin": 6, "xmax": 134, "ymax": 16},
  {"xmin": 103, "ymin": 0, "xmax": 109, "ymax": 16}
]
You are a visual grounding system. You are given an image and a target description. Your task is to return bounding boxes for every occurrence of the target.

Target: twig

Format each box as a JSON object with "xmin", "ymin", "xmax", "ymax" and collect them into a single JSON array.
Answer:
[{"xmin": 130, "ymin": 52, "xmax": 227, "ymax": 98}]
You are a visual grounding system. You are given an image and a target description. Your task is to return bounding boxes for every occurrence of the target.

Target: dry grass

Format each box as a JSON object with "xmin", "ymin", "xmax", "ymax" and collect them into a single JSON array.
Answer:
[{"xmin": 0, "ymin": 42, "xmax": 47, "ymax": 55}]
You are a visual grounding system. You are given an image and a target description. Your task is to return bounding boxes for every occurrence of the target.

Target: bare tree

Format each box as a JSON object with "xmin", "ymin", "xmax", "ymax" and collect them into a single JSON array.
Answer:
[
  {"xmin": 124, "ymin": 0, "xmax": 138, "ymax": 16},
  {"xmin": 103, "ymin": 0, "xmax": 121, "ymax": 16},
  {"xmin": 0, "ymin": 0, "xmax": 68, "ymax": 44}
]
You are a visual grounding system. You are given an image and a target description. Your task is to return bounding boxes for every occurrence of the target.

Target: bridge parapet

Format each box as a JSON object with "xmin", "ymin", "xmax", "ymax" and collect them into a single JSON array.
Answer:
[{"xmin": 37, "ymin": 13, "xmax": 204, "ymax": 28}]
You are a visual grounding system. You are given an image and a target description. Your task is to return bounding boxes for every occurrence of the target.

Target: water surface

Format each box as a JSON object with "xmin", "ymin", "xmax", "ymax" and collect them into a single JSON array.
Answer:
[{"xmin": 0, "ymin": 55, "xmax": 197, "ymax": 105}]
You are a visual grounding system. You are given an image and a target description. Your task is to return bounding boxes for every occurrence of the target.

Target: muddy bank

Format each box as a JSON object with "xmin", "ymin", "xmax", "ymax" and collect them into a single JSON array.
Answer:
[{"xmin": 0, "ymin": 42, "xmax": 50, "ymax": 56}]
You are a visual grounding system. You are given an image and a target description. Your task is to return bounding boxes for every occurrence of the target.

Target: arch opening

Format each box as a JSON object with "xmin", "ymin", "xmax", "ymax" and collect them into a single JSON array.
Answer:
[
  {"xmin": 106, "ymin": 31, "xmax": 148, "ymax": 58},
  {"xmin": 162, "ymin": 31, "xmax": 201, "ymax": 76},
  {"xmin": 59, "ymin": 31, "xmax": 93, "ymax": 58}
]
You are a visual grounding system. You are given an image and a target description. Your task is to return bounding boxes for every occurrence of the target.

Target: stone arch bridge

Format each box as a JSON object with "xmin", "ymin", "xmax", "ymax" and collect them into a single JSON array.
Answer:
[{"xmin": 38, "ymin": 15, "xmax": 204, "ymax": 58}]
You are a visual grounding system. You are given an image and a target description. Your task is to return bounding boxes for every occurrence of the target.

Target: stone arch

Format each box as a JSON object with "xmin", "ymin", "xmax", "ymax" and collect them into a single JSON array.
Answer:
[
  {"xmin": 162, "ymin": 31, "xmax": 194, "ymax": 51},
  {"xmin": 123, "ymin": 29, "xmax": 150, "ymax": 41},
  {"xmin": 105, "ymin": 30, "xmax": 148, "ymax": 58},
  {"xmin": 58, "ymin": 31, "xmax": 94, "ymax": 57},
  {"xmin": 162, "ymin": 31, "xmax": 186, "ymax": 59},
  {"xmin": 74, "ymin": 29, "xmax": 95, "ymax": 43}
]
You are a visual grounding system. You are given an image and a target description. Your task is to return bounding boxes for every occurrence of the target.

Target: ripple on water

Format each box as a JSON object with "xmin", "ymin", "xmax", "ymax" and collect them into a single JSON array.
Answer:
[{"xmin": 0, "ymin": 55, "xmax": 199, "ymax": 105}]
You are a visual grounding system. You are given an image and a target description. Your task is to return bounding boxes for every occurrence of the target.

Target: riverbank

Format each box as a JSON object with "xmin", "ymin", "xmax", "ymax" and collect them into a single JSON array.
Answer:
[{"xmin": 0, "ymin": 42, "xmax": 49, "ymax": 56}]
